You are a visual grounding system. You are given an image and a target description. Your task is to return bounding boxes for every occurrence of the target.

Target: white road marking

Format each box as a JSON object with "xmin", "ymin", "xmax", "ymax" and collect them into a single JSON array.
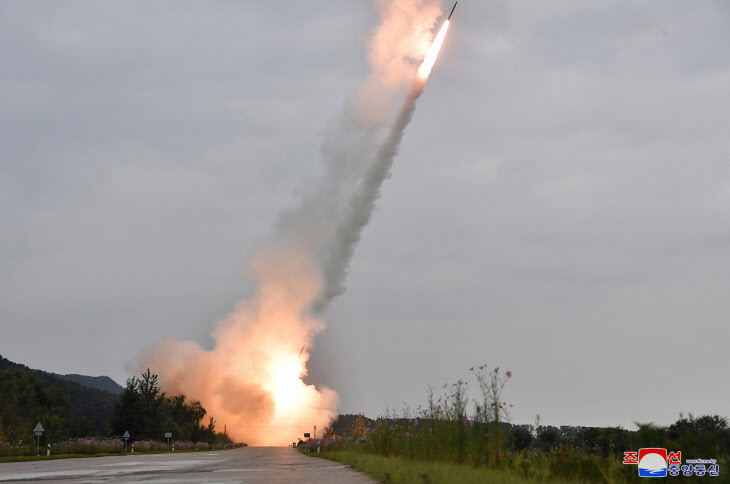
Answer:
[
  {"xmin": 213, "ymin": 468, "xmax": 274, "ymax": 472},
  {"xmin": 135, "ymin": 480, "xmax": 243, "ymax": 484},
  {"xmin": 94, "ymin": 458, "xmax": 222, "ymax": 468},
  {"xmin": 0, "ymin": 470, "xmax": 97, "ymax": 481}
]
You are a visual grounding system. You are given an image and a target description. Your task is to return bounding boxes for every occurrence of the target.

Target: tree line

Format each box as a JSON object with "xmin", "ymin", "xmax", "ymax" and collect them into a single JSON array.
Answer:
[
  {"xmin": 0, "ymin": 366, "xmax": 229, "ymax": 446},
  {"xmin": 109, "ymin": 369, "xmax": 224, "ymax": 444}
]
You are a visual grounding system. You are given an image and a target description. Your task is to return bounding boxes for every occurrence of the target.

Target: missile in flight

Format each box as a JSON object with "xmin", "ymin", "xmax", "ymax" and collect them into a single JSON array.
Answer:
[{"xmin": 447, "ymin": 2, "xmax": 457, "ymax": 20}]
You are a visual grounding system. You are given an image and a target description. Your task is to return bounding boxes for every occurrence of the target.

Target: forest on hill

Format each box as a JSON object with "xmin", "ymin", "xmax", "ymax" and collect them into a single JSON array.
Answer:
[{"xmin": 0, "ymin": 356, "xmax": 227, "ymax": 446}]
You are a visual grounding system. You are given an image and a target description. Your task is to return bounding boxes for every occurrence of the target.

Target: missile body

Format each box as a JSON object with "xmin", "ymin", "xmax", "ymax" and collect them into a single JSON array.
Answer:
[{"xmin": 448, "ymin": 2, "xmax": 457, "ymax": 20}]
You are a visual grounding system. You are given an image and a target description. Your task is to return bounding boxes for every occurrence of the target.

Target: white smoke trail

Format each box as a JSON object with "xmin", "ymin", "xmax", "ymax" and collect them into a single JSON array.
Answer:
[{"xmin": 312, "ymin": 78, "xmax": 427, "ymax": 313}]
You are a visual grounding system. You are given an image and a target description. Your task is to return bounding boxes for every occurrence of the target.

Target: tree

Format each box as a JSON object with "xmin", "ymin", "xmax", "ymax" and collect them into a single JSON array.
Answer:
[
  {"xmin": 109, "ymin": 369, "xmax": 166, "ymax": 440},
  {"xmin": 0, "ymin": 369, "xmax": 80, "ymax": 443},
  {"xmin": 138, "ymin": 369, "xmax": 165, "ymax": 439},
  {"xmin": 667, "ymin": 414, "xmax": 730, "ymax": 456},
  {"xmin": 322, "ymin": 425, "xmax": 335, "ymax": 440},
  {"xmin": 510, "ymin": 425, "xmax": 533, "ymax": 450},
  {"xmin": 536, "ymin": 425, "xmax": 559, "ymax": 451},
  {"xmin": 108, "ymin": 376, "xmax": 143, "ymax": 438},
  {"xmin": 109, "ymin": 368, "xmax": 231, "ymax": 445},
  {"xmin": 163, "ymin": 394, "xmax": 207, "ymax": 442},
  {"xmin": 351, "ymin": 414, "xmax": 368, "ymax": 438}
]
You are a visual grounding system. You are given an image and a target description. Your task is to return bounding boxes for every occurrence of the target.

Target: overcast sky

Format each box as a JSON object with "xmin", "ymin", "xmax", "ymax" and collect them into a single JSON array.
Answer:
[{"xmin": 2, "ymin": 1, "xmax": 729, "ymax": 430}]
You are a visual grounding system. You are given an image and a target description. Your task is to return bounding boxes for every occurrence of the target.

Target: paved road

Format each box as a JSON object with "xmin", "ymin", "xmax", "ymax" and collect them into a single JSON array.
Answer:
[{"xmin": 0, "ymin": 447, "xmax": 376, "ymax": 483}]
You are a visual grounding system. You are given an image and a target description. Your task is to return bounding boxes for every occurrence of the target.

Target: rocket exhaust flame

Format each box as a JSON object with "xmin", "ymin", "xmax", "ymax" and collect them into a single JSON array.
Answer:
[
  {"xmin": 141, "ymin": 0, "xmax": 451, "ymax": 446},
  {"xmin": 417, "ymin": 20, "xmax": 450, "ymax": 79}
]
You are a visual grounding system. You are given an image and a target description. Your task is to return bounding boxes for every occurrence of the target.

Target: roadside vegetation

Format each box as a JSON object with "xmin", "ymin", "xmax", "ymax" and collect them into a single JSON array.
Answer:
[
  {"xmin": 0, "ymin": 438, "xmax": 243, "ymax": 463},
  {"xmin": 301, "ymin": 366, "xmax": 730, "ymax": 483},
  {"xmin": 0, "ymin": 365, "xmax": 239, "ymax": 460}
]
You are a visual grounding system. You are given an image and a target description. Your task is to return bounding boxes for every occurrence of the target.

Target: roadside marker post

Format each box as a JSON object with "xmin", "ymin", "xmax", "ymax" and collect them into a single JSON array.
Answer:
[{"xmin": 33, "ymin": 423, "xmax": 44, "ymax": 456}]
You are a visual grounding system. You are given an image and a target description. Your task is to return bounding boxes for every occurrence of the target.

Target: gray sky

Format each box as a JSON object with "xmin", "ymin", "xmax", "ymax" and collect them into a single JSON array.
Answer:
[{"xmin": 2, "ymin": 1, "xmax": 729, "ymax": 430}]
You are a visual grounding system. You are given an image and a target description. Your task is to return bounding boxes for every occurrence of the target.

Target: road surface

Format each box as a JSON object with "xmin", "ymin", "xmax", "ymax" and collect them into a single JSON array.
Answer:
[{"xmin": 0, "ymin": 447, "xmax": 376, "ymax": 483}]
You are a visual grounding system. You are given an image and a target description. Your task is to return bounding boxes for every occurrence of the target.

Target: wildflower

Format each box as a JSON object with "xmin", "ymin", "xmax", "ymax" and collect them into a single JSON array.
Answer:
[
  {"xmin": 414, "ymin": 419, "xmax": 419, "ymax": 426},
  {"xmin": 494, "ymin": 367, "xmax": 499, "ymax": 374},
  {"xmin": 429, "ymin": 428, "xmax": 433, "ymax": 433},
  {"xmin": 506, "ymin": 370, "xmax": 512, "ymax": 378},
  {"xmin": 406, "ymin": 432, "xmax": 411, "ymax": 437},
  {"xmin": 469, "ymin": 366, "xmax": 474, "ymax": 371},
  {"xmin": 479, "ymin": 365, "xmax": 484, "ymax": 370}
]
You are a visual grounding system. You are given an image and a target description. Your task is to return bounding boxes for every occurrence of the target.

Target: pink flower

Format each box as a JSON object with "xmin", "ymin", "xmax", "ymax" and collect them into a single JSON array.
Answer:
[
  {"xmin": 506, "ymin": 370, "xmax": 512, "ymax": 378},
  {"xmin": 429, "ymin": 428, "xmax": 433, "ymax": 433},
  {"xmin": 479, "ymin": 365, "xmax": 484, "ymax": 370},
  {"xmin": 414, "ymin": 419, "xmax": 419, "ymax": 426},
  {"xmin": 494, "ymin": 367, "xmax": 500, "ymax": 374},
  {"xmin": 406, "ymin": 432, "xmax": 411, "ymax": 437},
  {"xmin": 469, "ymin": 366, "xmax": 474, "ymax": 371}
]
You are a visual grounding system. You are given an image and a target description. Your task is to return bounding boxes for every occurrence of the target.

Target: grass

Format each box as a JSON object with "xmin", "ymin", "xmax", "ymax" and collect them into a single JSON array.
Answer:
[
  {"xmin": 317, "ymin": 450, "xmax": 587, "ymax": 484},
  {"xmin": 300, "ymin": 367, "xmax": 729, "ymax": 483}
]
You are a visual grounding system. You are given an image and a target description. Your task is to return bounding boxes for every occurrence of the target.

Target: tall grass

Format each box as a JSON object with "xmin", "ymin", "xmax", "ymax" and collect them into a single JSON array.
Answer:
[{"xmin": 301, "ymin": 366, "xmax": 730, "ymax": 483}]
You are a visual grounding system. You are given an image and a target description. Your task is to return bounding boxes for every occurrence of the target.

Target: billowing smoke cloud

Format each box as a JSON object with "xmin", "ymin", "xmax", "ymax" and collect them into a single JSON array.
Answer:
[{"xmin": 142, "ymin": 0, "xmax": 442, "ymax": 446}]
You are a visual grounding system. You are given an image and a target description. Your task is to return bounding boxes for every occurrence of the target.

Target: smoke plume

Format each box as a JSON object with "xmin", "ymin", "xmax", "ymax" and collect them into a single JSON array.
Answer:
[
  {"xmin": 312, "ymin": 78, "xmax": 426, "ymax": 312},
  {"xmin": 142, "ymin": 1, "xmax": 442, "ymax": 446}
]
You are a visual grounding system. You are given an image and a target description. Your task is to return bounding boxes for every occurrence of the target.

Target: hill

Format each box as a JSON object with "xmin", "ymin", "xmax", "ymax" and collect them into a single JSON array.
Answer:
[
  {"xmin": 57, "ymin": 374, "xmax": 123, "ymax": 395},
  {"xmin": 0, "ymin": 355, "xmax": 120, "ymax": 437}
]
